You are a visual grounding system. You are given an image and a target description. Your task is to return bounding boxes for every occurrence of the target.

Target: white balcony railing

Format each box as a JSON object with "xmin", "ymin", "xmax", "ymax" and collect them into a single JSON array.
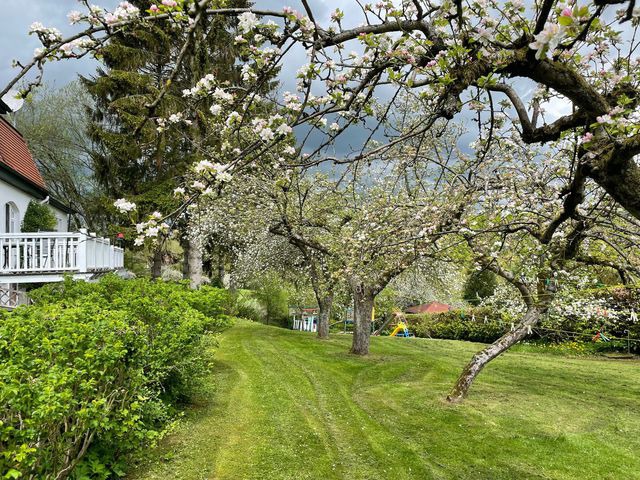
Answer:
[
  {"xmin": 0, "ymin": 285, "xmax": 30, "ymax": 309},
  {"xmin": 0, "ymin": 232, "xmax": 124, "ymax": 277}
]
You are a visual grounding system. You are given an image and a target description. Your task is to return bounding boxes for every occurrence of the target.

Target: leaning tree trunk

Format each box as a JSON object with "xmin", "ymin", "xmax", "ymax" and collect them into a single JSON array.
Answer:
[
  {"xmin": 316, "ymin": 294, "xmax": 333, "ymax": 340},
  {"xmin": 447, "ymin": 306, "xmax": 543, "ymax": 403},
  {"xmin": 350, "ymin": 283, "xmax": 375, "ymax": 355},
  {"xmin": 183, "ymin": 238, "xmax": 203, "ymax": 289}
]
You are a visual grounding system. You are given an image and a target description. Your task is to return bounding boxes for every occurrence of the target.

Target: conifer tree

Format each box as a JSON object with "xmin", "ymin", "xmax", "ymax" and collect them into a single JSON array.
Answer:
[{"xmin": 83, "ymin": 0, "xmax": 249, "ymax": 279}]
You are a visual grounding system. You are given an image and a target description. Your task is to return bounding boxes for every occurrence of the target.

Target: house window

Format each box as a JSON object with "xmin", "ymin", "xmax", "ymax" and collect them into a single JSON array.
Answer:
[{"xmin": 5, "ymin": 202, "xmax": 19, "ymax": 233}]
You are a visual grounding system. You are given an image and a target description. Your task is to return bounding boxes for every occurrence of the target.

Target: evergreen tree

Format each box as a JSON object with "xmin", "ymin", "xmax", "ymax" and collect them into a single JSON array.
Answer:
[
  {"xmin": 21, "ymin": 201, "xmax": 57, "ymax": 232},
  {"xmin": 463, "ymin": 268, "xmax": 498, "ymax": 306},
  {"xmin": 82, "ymin": 0, "xmax": 249, "ymax": 278}
]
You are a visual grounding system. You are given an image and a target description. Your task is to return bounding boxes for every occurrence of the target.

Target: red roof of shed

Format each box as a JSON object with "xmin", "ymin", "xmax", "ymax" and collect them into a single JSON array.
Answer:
[
  {"xmin": 405, "ymin": 302, "xmax": 451, "ymax": 314},
  {"xmin": 0, "ymin": 117, "xmax": 46, "ymax": 189}
]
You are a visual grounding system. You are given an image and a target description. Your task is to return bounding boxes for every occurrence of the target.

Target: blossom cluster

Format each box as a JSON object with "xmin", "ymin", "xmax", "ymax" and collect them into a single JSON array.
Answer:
[
  {"xmin": 134, "ymin": 211, "xmax": 171, "ymax": 246},
  {"xmin": 529, "ymin": 4, "xmax": 593, "ymax": 60},
  {"xmin": 114, "ymin": 198, "xmax": 136, "ymax": 213},
  {"xmin": 104, "ymin": 2, "xmax": 140, "ymax": 25},
  {"xmin": 29, "ymin": 22, "xmax": 62, "ymax": 46}
]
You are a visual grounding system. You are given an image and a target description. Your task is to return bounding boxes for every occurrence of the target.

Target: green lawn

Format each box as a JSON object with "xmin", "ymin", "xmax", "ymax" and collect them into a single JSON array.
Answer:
[{"xmin": 128, "ymin": 320, "xmax": 640, "ymax": 480}]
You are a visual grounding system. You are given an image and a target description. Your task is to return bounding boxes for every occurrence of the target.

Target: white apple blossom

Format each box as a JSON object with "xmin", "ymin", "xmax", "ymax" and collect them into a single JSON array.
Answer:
[
  {"xmin": 114, "ymin": 198, "xmax": 136, "ymax": 213},
  {"xmin": 238, "ymin": 12, "xmax": 259, "ymax": 33}
]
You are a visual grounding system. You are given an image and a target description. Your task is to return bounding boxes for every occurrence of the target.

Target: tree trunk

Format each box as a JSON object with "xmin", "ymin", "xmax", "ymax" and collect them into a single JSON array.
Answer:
[
  {"xmin": 183, "ymin": 238, "xmax": 203, "ymax": 289},
  {"xmin": 151, "ymin": 248, "xmax": 163, "ymax": 279},
  {"xmin": 583, "ymin": 146, "xmax": 640, "ymax": 221},
  {"xmin": 316, "ymin": 294, "xmax": 333, "ymax": 340},
  {"xmin": 182, "ymin": 239, "xmax": 190, "ymax": 279},
  {"xmin": 447, "ymin": 306, "xmax": 542, "ymax": 403},
  {"xmin": 217, "ymin": 252, "xmax": 226, "ymax": 287},
  {"xmin": 350, "ymin": 283, "xmax": 375, "ymax": 355}
]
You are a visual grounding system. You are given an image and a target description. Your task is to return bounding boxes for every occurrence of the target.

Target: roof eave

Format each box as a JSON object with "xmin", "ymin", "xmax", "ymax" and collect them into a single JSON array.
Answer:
[
  {"xmin": 0, "ymin": 99, "xmax": 11, "ymax": 115},
  {"xmin": 0, "ymin": 162, "xmax": 75, "ymax": 214}
]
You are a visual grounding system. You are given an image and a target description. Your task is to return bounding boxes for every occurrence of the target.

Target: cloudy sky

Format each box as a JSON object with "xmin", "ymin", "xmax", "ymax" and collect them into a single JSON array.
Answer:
[
  {"xmin": 0, "ymin": 1, "xmax": 344, "ymax": 92},
  {"xmin": 0, "ymin": 1, "xmax": 374, "ymax": 156},
  {"xmin": 1, "ymin": 0, "xmax": 114, "ymax": 89},
  {"xmin": 0, "ymin": 1, "xmax": 585, "ymax": 155}
]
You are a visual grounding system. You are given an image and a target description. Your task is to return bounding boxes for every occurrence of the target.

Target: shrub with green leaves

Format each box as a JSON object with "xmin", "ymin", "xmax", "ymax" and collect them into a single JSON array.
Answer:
[
  {"xmin": 0, "ymin": 275, "xmax": 234, "ymax": 479},
  {"xmin": 186, "ymin": 285, "xmax": 236, "ymax": 321},
  {"xmin": 462, "ymin": 268, "xmax": 497, "ymax": 305},
  {"xmin": 410, "ymin": 286, "xmax": 640, "ymax": 352},
  {"xmin": 409, "ymin": 307, "xmax": 514, "ymax": 343}
]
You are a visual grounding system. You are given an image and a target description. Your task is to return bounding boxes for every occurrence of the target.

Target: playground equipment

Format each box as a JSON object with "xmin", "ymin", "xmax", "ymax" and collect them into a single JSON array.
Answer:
[
  {"xmin": 389, "ymin": 321, "xmax": 414, "ymax": 337},
  {"xmin": 290, "ymin": 307, "xmax": 318, "ymax": 332}
]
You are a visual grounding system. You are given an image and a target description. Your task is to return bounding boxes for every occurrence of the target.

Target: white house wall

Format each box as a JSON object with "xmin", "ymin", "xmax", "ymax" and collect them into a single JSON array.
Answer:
[{"xmin": 0, "ymin": 180, "xmax": 68, "ymax": 232}]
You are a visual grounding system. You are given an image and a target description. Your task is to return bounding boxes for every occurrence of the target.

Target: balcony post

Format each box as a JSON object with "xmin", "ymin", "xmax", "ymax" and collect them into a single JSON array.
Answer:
[{"xmin": 77, "ymin": 233, "xmax": 88, "ymax": 273}]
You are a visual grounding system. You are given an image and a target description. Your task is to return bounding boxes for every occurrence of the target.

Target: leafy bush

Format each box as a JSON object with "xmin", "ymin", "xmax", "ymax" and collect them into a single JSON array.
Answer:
[
  {"xmin": 409, "ymin": 307, "xmax": 513, "ymax": 343},
  {"xmin": 252, "ymin": 274, "xmax": 291, "ymax": 326},
  {"xmin": 21, "ymin": 200, "xmax": 58, "ymax": 232},
  {"xmin": 410, "ymin": 286, "xmax": 640, "ymax": 353},
  {"xmin": 187, "ymin": 285, "xmax": 236, "ymax": 320},
  {"xmin": 1, "ymin": 276, "xmax": 234, "ymax": 479}
]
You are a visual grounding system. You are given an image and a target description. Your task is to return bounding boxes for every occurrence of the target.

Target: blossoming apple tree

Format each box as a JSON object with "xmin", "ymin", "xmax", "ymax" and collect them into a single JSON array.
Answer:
[
  {"xmin": 447, "ymin": 128, "xmax": 640, "ymax": 401},
  {"xmin": 226, "ymin": 127, "xmax": 477, "ymax": 354}
]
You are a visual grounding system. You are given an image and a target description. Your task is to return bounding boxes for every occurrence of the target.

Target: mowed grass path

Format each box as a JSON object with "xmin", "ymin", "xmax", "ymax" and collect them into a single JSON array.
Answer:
[{"xmin": 129, "ymin": 320, "xmax": 640, "ymax": 480}]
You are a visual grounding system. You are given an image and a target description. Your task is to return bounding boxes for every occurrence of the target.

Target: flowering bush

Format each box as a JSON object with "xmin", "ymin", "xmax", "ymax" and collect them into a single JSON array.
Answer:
[
  {"xmin": 545, "ymin": 285, "xmax": 640, "ymax": 350},
  {"xmin": 0, "ymin": 276, "xmax": 234, "ymax": 479}
]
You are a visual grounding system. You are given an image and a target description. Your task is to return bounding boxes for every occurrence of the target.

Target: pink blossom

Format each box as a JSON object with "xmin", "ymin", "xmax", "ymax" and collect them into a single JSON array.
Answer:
[
  {"xmin": 150, "ymin": 4, "xmax": 159, "ymax": 13},
  {"xmin": 581, "ymin": 132, "xmax": 593, "ymax": 143},
  {"xmin": 162, "ymin": 0, "xmax": 177, "ymax": 7},
  {"xmin": 561, "ymin": 7, "xmax": 573, "ymax": 17},
  {"xmin": 67, "ymin": 10, "xmax": 82, "ymax": 24},
  {"xmin": 104, "ymin": 13, "xmax": 118, "ymax": 24}
]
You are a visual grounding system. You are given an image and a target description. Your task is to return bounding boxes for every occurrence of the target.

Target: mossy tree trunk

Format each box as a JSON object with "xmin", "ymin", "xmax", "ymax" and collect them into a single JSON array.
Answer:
[
  {"xmin": 316, "ymin": 294, "xmax": 333, "ymax": 340},
  {"xmin": 350, "ymin": 282, "xmax": 376, "ymax": 355}
]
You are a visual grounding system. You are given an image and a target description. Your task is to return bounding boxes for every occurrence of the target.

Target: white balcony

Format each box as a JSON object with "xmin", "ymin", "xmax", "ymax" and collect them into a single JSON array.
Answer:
[
  {"xmin": 0, "ymin": 231, "xmax": 124, "ymax": 284},
  {"xmin": 0, "ymin": 284, "xmax": 30, "ymax": 309}
]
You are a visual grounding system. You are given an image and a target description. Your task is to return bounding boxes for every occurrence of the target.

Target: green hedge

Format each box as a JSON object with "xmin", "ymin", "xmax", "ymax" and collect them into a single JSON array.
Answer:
[
  {"xmin": 408, "ymin": 286, "xmax": 640, "ymax": 352},
  {"xmin": 1, "ymin": 275, "xmax": 234, "ymax": 479},
  {"xmin": 408, "ymin": 307, "xmax": 514, "ymax": 343}
]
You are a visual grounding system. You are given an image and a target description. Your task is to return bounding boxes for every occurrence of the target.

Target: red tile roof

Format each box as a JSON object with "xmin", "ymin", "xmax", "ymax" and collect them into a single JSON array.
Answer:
[
  {"xmin": 0, "ymin": 117, "xmax": 46, "ymax": 189},
  {"xmin": 405, "ymin": 302, "xmax": 451, "ymax": 314}
]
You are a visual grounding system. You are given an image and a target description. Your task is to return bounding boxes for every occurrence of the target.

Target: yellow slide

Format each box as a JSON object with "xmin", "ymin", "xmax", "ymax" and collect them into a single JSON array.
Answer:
[{"xmin": 389, "ymin": 321, "xmax": 410, "ymax": 337}]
